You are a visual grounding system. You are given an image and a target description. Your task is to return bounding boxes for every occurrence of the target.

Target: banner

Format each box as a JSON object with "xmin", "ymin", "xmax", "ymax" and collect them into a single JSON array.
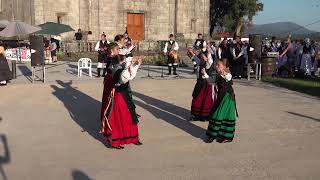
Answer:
[{"xmin": 5, "ymin": 48, "xmax": 35, "ymax": 62}]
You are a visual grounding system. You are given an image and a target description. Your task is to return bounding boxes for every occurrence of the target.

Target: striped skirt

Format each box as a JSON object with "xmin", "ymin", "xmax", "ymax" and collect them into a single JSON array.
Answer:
[{"xmin": 206, "ymin": 93, "xmax": 237, "ymax": 141}]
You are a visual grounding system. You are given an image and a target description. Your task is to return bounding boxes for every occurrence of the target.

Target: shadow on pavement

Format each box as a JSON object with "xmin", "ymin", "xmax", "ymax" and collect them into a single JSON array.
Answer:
[
  {"xmin": 0, "ymin": 134, "xmax": 10, "ymax": 180},
  {"xmin": 51, "ymin": 80, "xmax": 109, "ymax": 147},
  {"xmin": 71, "ymin": 169, "xmax": 93, "ymax": 180},
  {"xmin": 287, "ymin": 111, "xmax": 320, "ymax": 123},
  {"xmin": 133, "ymin": 91, "xmax": 206, "ymax": 139}
]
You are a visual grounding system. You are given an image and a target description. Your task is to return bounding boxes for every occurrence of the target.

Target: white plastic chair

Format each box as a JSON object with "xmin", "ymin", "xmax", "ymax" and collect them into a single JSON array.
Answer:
[{"xmin": 78, "ymin": 58, "xmax": 92, "ymax": 77}]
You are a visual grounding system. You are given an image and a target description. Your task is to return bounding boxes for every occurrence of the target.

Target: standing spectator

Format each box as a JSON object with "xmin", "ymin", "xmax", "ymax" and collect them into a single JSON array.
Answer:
[
  {"xmin": 231, "ymin": 36, "xmax": 244, "ymax": 79},
  {"xmin": 0, "ymin": 46, "xmax": 12, "ymax": 86},
  {"xmin": 74, "ymin": 29, "xmax": 83, "ymax": 52},
  {"xmin": 209, "ymin": 41, "xmax": 217, "ymax": 62},
  {"xmin": 218, "ymin": 38, "xmax": 232, "ymax": 67},
  {"xmin": 87, "ymin": 31, "xmax": 93, "ymax": 52},
  {"xmin": 50, "ymin": 38, "xmax": 58, "ymax": 63}
]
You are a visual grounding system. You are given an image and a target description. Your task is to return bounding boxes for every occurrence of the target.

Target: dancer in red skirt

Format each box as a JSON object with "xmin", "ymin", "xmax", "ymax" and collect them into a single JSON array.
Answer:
[
  {"xmin": 101, "ymin": 47, "xmax": 143, "ymax": 149},
  {"xmin": 188, "ymin": 47, "xmax": 217, "ymax": 121}
]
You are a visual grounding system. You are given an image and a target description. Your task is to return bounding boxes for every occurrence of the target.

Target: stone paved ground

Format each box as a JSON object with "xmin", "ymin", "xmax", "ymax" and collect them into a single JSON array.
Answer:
[{"xmin": 0, "ymin": 61, "xmax": 320, "ymax": 180}]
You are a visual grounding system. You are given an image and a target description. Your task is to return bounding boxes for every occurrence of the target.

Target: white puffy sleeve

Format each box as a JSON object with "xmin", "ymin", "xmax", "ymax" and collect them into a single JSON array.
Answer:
[
  {"xmin": 174, "ymin": 42, "xmax": 179, "ymax": 51},
  {"xmin": 95, "ymin": 41, "xmax": 100, "ymax": 51},
  {"xmin": 119, "ymin": 65, "xmax": 140, "ymax": 84},
  {"xmin": 221, "ymin": 73, "xmax": 232, "ymax": 82},
  {"xmin": 206, "ymin": 55, "xmax": 214, "ymax": 69},
  {"xmin": 163, "ymin": 42, "xmax": 168, "ymax": 53},
  {"xmin": 202, "ymin": 41, "xmax": 207, "ymax": 52}
]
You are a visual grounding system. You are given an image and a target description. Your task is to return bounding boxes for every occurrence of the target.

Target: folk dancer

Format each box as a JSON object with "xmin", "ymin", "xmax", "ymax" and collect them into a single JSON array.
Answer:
[
  {"xmin": 299, "ymin": 38, "xmax": 315, "ymax": 76},
  {"xmin": 114, "ymin": 34, "xmax": 140, "ymax": 117},
  {"xmin": 231, "ymin": 36, "xmax": 244, "ymax": 79},
  {"xmin": 192, "ymin": 33, "xmax": 207, "ymax": 73},
  {"xmin": 163, "ymin": 34, "xmax": 179, "ymax": 75},
  {"xmin": 100, "ymin": 47, "xmax": 144, "ymax": 149},
  {"xmin": 95, "ymin": 34, "xmax": 110, "ymax": 77},
  {"xmin": 206, "ymin": 60, "xmax": 238, "ymax": 143},
  {"xmin": 188, "ymin": 47, "xmax": 217, "ymax": 121}
]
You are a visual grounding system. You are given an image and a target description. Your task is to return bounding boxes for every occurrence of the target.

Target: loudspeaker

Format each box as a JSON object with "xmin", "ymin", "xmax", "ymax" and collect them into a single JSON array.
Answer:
[
  {"xmin": 30, "ymin": 35, "xmax": 44, "ymax": 67},
  {"xmin": 249, "ymin": 34, "xmax": 262, "ymax": 63}
]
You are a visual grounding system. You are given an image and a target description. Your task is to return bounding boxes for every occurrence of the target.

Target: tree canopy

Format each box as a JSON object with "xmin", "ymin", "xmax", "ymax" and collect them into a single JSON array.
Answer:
[{"xmin": 210, "ymin": 0, "xmax": 264, "ymax": 37}]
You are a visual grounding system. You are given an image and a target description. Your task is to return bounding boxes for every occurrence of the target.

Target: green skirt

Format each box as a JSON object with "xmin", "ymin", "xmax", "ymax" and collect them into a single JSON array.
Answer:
[{"xmin": 206, "ymin": 93, "xmax": 237, "ymax": 141}]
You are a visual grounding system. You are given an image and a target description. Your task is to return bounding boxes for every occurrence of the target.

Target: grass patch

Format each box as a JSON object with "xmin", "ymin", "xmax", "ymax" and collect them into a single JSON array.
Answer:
[{"xmin": 263, "ymin": 77, "xmax": 320, "ymax": 97}]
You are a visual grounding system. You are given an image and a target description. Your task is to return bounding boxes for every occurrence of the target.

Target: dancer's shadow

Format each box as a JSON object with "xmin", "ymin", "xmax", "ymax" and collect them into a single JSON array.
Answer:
[
  {"xmin": 71, "ymin": 169, "xmax": 93, "ymax": 180},
  {"xmin": 0, "ymin": 134, "xmax": 10, "ymax": 180},
  {"xmin": 133, "ymin": 92, "xmax": 206, "ymax": 139},
  {"xmin": 51, "ymin": 80, "xmax": 109, "ymax": 147}
]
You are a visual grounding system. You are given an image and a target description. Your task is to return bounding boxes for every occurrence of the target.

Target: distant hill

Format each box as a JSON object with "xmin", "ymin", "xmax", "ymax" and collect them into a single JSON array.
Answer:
[{"xmin": 245, "ymin": 22, "xmax": 317, "ymax": 37}]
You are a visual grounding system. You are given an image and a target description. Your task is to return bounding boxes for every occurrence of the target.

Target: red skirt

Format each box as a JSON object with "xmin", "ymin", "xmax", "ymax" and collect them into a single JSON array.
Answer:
[
  {"xmin": 191, "ymin": 81, "xmax": 215, "ymax": 120},
  {"xmin": 103, "ymin": 92, "xmax": 139, "ymax": 147},
  {"xmin": 100, "ymin": 74, "xmax": 113, "ymax": 121}
]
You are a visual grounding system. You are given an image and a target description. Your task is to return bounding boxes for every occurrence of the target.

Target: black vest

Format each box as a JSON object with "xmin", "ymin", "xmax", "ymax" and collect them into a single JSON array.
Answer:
[
  {"xmin": 194, "ymin": 39, "xmax": 205, "ymax": 49},
  {"xmin": 99, "ymin": 40, "xmax": 108, "ymax": 54},
  {"xmin": 303, "ymin": 45, "xmax": 313, "ymax": 54},
  {"xmin": 235, "ymin": 42, "xmax": 243, "ymax": 57},
  {"xmin": 219, "ymin": 44, "xmax": 231, "ymax": 59},
  {"xmin": 167, "ymin": 41, "xmax": 176, "ymax": 52}
]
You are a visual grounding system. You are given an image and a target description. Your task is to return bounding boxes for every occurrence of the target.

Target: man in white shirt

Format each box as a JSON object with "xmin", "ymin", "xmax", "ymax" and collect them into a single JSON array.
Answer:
[
  {"xmin": 163, "ymin": 34, "xmax": 179, "ymax": 75},
  {"xmin": 95, "ymin": 34, "xmax": 110, "ymax": 77}
]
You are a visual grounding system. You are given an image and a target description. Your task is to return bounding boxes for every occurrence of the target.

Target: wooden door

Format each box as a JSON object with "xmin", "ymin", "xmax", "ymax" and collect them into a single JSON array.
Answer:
[{"xmin": 127, "ymin": 13, "xmax": 145, "ymax": 41}]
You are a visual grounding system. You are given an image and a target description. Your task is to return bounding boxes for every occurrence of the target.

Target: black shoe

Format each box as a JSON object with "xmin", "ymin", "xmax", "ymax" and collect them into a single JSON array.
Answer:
[
  {"xmin": 113, "ymin": 146, "xmax": 124, "ymax": 150},
  {"xmin": 173, "ymin": 72, "xmax": 178, "ymax": 75},
  {"xmin": 0, "ymin": 84, "xmax": 7, "ymax": 86},
  {"xmin": 134, "ymin": 141, "xmax": 143, "ymax": 146},
  {"xmin": 205, "ymin": 137, "xmax": 215, "ymax": 143}
]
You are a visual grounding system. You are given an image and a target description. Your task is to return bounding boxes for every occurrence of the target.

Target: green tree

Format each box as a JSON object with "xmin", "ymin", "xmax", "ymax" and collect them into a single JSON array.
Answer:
[
  {"xmin": 210, "ymin": 0, "xmax": 263, "ymax": 37},
  {"xmin": 209, "ymin": 0, "xmax": 232, "ymax": 36},
  {"xmin": 230, "ymin": 0, "xmax": 264, "ymax": 37}
]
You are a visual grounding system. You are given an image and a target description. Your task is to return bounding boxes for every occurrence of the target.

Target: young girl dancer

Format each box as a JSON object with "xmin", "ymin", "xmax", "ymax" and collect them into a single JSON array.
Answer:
[
  {"xmin": 189, "ymin": 47, "xmax": 217, "ymax": 121},
  {"xmin": 206, "ymin": 60, "xmax": 238, "ymax": 143}
]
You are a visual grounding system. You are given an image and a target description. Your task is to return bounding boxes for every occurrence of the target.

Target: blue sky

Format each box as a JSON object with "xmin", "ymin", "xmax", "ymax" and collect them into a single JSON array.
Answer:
[{"xmin": 254, "ymin": 0, "xmax": 320, "ymax": 31}]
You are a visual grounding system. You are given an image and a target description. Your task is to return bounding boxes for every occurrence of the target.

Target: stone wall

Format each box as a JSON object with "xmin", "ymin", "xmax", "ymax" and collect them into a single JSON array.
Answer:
[{"xmin": 0, "ymin": 0, "xmax": 210, "ymax": 42}]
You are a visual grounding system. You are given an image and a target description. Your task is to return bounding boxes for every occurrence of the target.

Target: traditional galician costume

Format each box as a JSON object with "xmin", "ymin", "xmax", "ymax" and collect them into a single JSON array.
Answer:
[
  {"xmin": 124, "ymin": 33, "xmax": 133, "ymax": 57},
  {"xmin": 95, "ymin": 34, "xmax": 110, "ymax": 77},
  {"xmin": 192, "ymin": 34, "xmax": 207, "ymax": 73},
  {"xmin": 231, "ymin": 37, "xmax": 244, "ymax": 79},
  {"xmin": 217, "ymin": 38, "xmax": 232, "ymax": 65},
  {"xmin": 100, "ymin": 54, "xmax": 142, "ymax": 149},
  {"xmin": 300, "ymin": 38, "xmax": 315, "ymax": 76},
  {"xmin": 163, "ymin": 34, "xmax": 179, "ymax": 75},
  {"xmin": 206, "ymin": 65, "xmax": 238, "ymax": 143},
  {"xmin": 190, "ymin": 49, "xmax": 216, "ymax": 121}
]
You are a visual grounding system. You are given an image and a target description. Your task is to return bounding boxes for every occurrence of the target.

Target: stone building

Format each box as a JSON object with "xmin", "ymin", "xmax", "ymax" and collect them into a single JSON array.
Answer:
[{"xmin": 0, "ymin": 0, "xmax": 210, "ymax": 42}]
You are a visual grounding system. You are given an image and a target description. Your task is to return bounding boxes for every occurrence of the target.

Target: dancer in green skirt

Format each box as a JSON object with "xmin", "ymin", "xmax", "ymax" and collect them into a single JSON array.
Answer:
[{"xmin": 206, "ymin": 60, "xmax": 238, "ymax": 143}]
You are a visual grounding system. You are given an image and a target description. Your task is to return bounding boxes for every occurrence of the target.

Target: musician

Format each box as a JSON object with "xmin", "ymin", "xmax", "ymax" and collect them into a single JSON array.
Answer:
[
  {"xmin": 163, "ymin": 34, "xmax": 179, "ymax": 75},
  {"xmin": 192, "ymin": 33, "xmax": 207, "ymax": 73},
  {"xmin": 95, "ymin": 34, "xmax": 110, "ymax": 77},
  {"xmin": 124, "ymin": 32, "xmax": 133, "ymax": 57}
]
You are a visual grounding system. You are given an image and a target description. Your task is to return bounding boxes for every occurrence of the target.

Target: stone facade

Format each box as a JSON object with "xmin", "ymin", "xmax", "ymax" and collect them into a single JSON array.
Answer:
[{"xmin": 0, "ymin": 0, "xmax": 209, "ymax": 41}]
